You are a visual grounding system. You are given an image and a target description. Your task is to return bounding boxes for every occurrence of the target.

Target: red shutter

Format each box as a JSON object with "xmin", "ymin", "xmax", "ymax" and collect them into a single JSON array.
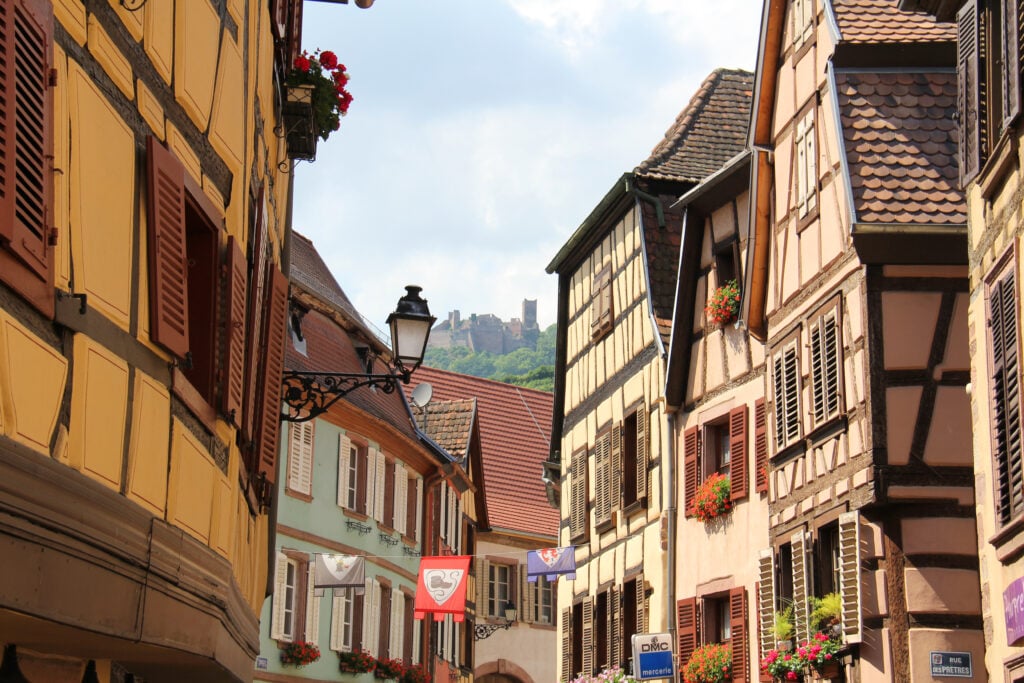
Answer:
[
  {"xmin": 729, "ymin": 405, "xmax": 749, "ymax": 501},
  {"xmin": 222, "ymin": 236, "xmax": 247, "ymax": 425},
  {"xmin": 242, "ymin": 185, "xmax": 269, "ymax": 441},
  {"xmin": 684, "ymin": 427, "xmax": 700, "ymax": 517},
  {"xmin": 754, "ymin": 399, "xmax": 768, "ymax": 493},
  {"xmin": 730, "ymin": 587, "xmax": 749, "ymax": 683},
  {"xmin": 145, "ymin": 135, "xmax": 189, "ymax": 358},
  {"xmin": 255, "ymin": 265, "xmax": 288, "ymax": 485},
  {"xmin": 0, "ymin": 0, "xmax": 54, "ymax": 316},
  {"xmin": 676, "ymin": 597, "xmax": 699, "ymax": 670}
]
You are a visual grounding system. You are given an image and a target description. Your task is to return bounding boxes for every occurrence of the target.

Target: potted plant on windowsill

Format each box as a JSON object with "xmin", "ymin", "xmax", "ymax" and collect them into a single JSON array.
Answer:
[
  {"xmin": 280, "ymin": 640, "xmax": 321, "ymax": 667},
  {"xmin": 338, "ymin": 649, "xmax": 377, "ymax": 675},
  {"xmin": 374, "ymin": 656, "xmax": 406, "ymax": 681},
  {"xmin": 283, "ymin": 49, "xmax": 353, "ymax": 161},
  {"xmin": 688, "ymin": 472, "xmax": 732, "ymax": 523},
  {"xmin": 682, "ymin": 642, "xmax": 732, "ymax": 683},
  {"xmin": 705, "ymin": 279, "xmax": 741, "ymax": 327},
  {"xmin": 774, "ymin": 605, "xmax": 795, "ymax": 651}
]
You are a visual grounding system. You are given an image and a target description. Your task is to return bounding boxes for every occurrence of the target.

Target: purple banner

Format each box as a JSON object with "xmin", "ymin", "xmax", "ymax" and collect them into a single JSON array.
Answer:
[
  {"xmin": 527, "ymin": 547, "xmax": 576, "ymax": 582},
  {"xmin": 1004, "ymin": 575, "xmax": 1024, "ymax": 646}
]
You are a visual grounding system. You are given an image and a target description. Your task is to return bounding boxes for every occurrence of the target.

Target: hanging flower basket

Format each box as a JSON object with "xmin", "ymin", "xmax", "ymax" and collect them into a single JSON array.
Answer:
[
  {"xmin": 705, "ymin": 279, "xmax": 741, "ymax": 327},
  {"xmin": 688, "ymin": 472, "xmax": 732, "ymax": 522},
  {"xmin": 280, "ymin": 640, "xmax": 321, "ymax": 667},
  {"xmin": 283, "ymin": 49, "xmax": 353, "ymax": 160}
]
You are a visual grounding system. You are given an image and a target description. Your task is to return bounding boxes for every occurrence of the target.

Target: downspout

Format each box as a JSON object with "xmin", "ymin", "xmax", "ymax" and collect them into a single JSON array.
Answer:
[{"xmin": 665, "ymin": 410, "xmax": 678, "ymax": 683}]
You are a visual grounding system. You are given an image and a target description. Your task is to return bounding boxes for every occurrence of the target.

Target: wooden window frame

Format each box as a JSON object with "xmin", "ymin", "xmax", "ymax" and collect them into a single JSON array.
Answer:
[
  {"xmin": 791, "ymin": 0, "xmax": 816, "ymax": 57},
  {"xmin": 591, "ymin": 263, "xmax": 614, "ymax": 340},
  {"xmin": 487, "ymin": 561, "xmax": 516, "ymax": 618},
  {"xmin": 713, "ymin": 239, "xmax": 741, "ymax": 290},
  {"xmin": 621, "ymin": 405, "xmax": 649, "ymax": 511},
  {"xmin": 809, "ymin": 297, "xmax": 844, "ymax": 430}
]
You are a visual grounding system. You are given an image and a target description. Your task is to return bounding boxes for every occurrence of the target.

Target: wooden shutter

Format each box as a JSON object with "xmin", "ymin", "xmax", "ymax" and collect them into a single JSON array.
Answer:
[
  {"xmin": 519, "ymin": 564, "xmax": 531, "ymax": 623},
  {"xmin": 384, "ymin": 460, "xmax": 396, "ymax": 528},
  {"xmin": 684, "ymin": 427, "xmax": 700, "ymax": 517},
  {"xmin": 287, "ymin": 420, "xmax": 314, "ymax": 495},
  {"xmin": 366, "ymin": 447, "xmax": 379, "ymax": 519},
  {"xmin": 403, "ymin": 593, "xmax": 415, "ymax": 663},
  {"xmin": 838, "ymin": 512, "xmax": 862, "ymax": 644},
  {"xmin": 756, "ymin": 549, "xmax": 776, "ymax": 664},
  {"xmin": 305, "ymin": 561, "xmax": 321, "ymax": 643},
  {"xmin": 823, "ymin": 313, "xmax": 840, "ymax": 418},
  {"xmin": 391, "ymin": 591, "xmax": 404, "ymax": 660},
  {"xmin": 395, "ymin": 464, "xmax": 408, "ymax": 536},
  {"xmin": 352, "ymin": 586, "xmax": 365, "ymax": 652},
  {"xmin": 357, "ymin": 447, "xmax": 369, "ymax": 515},
  {"xmin": 754, "ymin": 399, "xmax": 768, "ymax": 494},
  {"xmin": 610, "ymin": 585, "xmax": 622, "ymax": 670},
  {"xmin": 571, "ymin": 449, "xmax": 588, "ymax": 539},
  {"xmin": 772, "ymin": 354, "xmax": 786, "ymax": 450},
  {"xmin": 255, "ymin": 266, "xmax": 289, "ymax": 486},
  {"xmin": 475, "ymin": 557, "xmax": 490, "ymax": 615},
  {"xmin": 1005, "ymin": 0, "xmax": 1021, "ymax": 128},
  {"xmin": 0, "ymin": 0, "xmax": 53, "ymax": 316},
  {"xmin": 810, "ymin": 320, "xmax": 825, "ymax": 423},
  {"xmin": 959, "ymin": 0, "xmax": 983, "ymax": 184},
  {"xmin": 338, "ymin": 434, "xmax": 352, "ymax": 508},
  {"xmin": 242, "ymin": 185, "xmax": 269, "ymax": 442},
  {"xmin": 729, "ymin": 405, "xmax": 749, "ymax": 501},
  {"xmin": 145, "ymin": 135, "xmax": 189, "ymax": 358},
  {"xmin": 636, "ymin": 406, "xmax": 649, "ymax": 504},
  {"xmin": 595, "ymin": 433, "xmax": 611, "ymax": 524},
  {"xmin": 637, "ymin": 573, "xmax": 648, "ymax": 634},
  {"xmin": 379, "ymin": 584, "xmax": 392, "ymax": 657},
  {"xmin": 581, "ymin": 599, "xmax": 594, "ymax": 676},
  {"xmin": 611, "ymin": 425, "xmax": 623, "ymax": 513},
  {"xmin": 729, "ymin": 587, "xmax": 748, "ymax": 683},
  {"xmin": 270, "ymin": 552, "xmax": 288, "ymax": 640},
  {"xmin": 676, "ymin": 597, "xmax": 699, "ymax": 670},
  {"xmin": 992, "ymin": 273, "xmax": 1024, "ymax": 523},
  {"xmin": 561, "ymin": 608, "xmax": 572, "ymax": 683},
  {"xmin": 329, "ymin": 591, "xmax": 345, "ymax": 651},
  {"xmin": 222, "ymin": 236, "xmax": 247, "ymax": 424},
  {"xmin": 287, "ymin": 0, "xmax": 303, "ymax": 71},
  {"xmin": 791, "ymin": 531, "xmax": 812, "ymax": 644},
  {"xmin": 415, "ymin": 477, "xmax": 423, "ymax": 542},
  {"xmin": 374, "ymin": 449, "xmax": 386, "ymax": 522}
]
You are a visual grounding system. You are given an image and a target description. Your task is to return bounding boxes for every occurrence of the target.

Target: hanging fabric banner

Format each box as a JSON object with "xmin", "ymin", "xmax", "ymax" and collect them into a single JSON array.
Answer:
[
  {"xmin": 526, "ymin": 547, "xmax": 576, "ymax": 582},
  {"xmin": 314, "ymin": 554, "xmax": 366, "ymax": 595},
  {"xmin": 414, "ymin": 555, "xmax": 472, "ymax": 622}
]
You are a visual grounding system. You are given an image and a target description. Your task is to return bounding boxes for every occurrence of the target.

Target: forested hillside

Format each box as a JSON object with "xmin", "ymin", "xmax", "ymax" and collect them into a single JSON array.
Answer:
[{"xmin": 424, "ymin": 324, "xmax": 556, "ymax": 392}]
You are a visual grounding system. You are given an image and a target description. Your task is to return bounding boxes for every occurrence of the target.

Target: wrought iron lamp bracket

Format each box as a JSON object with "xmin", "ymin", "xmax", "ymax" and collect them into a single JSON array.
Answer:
[
  {"xmin": 281, "ymin": 365, "xmax": 412, "ymax": 423},
  {"xmin": 473, "ymin": 621, "xmax": 513, "ymax": 641}
]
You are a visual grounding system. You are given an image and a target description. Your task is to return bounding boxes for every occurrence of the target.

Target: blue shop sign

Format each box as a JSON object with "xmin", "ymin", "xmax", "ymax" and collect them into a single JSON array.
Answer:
[{"xmin": 631, "ymin": 633, "xmax": 675, "ymax": 681}]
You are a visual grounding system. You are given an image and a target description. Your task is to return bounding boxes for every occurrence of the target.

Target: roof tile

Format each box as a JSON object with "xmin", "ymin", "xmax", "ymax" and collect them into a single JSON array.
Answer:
[{"xmin": 832, "ymin": 0, "xmax": 956, "ymax": 44}]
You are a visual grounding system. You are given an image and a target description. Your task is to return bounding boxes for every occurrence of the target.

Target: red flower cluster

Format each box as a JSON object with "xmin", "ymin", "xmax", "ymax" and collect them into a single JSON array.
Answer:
[
  {"xmin": 338, "ymin": 649, "xmax": 377, "ymax": 674},
  {"xmin": 280, "ymin": 640, "xmax": 321, "ymax": 666},
  {"xmin": 761, "ymin": 632, "xmax": 843, "ymax": 679},
  {"xmin": 374, "ymin": 657, "xmax": 407, "ymax": 680},
  {"xmin": 682, "ymin": 642, "xmax": 732, "ymax": 683},
  {"xmin": 688, "ymin": 472, "xmax": 732, "ymax": 523},
  {"xmin": 287, "ymin": 48, "xmax": 354, "ymax": 141},
  {"xmin": 401, "ymin": 663, "xmax": 432, "ymax": 683},
  {"xmin": 705, "ymin": 279, "xmax": 741, "ymax": 326}
]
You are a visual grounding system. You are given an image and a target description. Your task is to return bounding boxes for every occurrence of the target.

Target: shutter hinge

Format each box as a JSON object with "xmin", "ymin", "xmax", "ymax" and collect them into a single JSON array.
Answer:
[
  {"xmin": 48, "ymin": 68, "xmax": 57, "ymax": 87},
  {"xmin": 48, "ymin": 227, "xmax": 58, "ymax": 246}
]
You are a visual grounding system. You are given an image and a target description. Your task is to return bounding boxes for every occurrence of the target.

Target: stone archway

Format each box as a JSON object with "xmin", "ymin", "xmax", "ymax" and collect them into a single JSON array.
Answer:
[{"xmin": 475, "ymin": 658, "xmax": 534, "ymax": 683}]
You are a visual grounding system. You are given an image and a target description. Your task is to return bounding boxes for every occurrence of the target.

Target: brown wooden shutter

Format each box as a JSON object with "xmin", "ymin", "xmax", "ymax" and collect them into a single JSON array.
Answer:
[
  {"xmin": 636, "ymin": 406, "xmax": 649, "ymax": 504},
  {"xmin": 992, "ymin": 273, "xmax": 1024, "ymax": 523},
  {"xmin": 571, "ymin": 449, "xmax": 588, "ymax": 539},
  {"xmin": 145, "ymin": 135, "xmax": 189, "ymax": 358},
  {"xmin": 222, "ymin": 236, "xmax": 247, "ymax": 425},
  {"xmin": 729, "ymin": 405, "xmax": 749, "ymax": 501},
  {"xmin": 730, "ymin": 587, "xmax": 748, "ymax": 683},
  {"xmin": 475, "ymin": 557, "xmax": 490, "ymax": 615},
  {"xmin": 611, "ymin": 425, "xmax": 622, "ymax": 513},
  {"xmin": 353, "ymin": 589, "xmax": 365, "ymax": 652},
  {"xmin": 255, "ymin": 266, "xmax": 288, "ymax": 485},
  {"xmin": 754, "ymin": 399, "xmax": 768, "ymax": 493},
  {"xmin": 810, "ymin": 320, "xmax": 825, "ymax": 423},
  {"xmin": 0, "ymin": 0, "xmax": 53, "ymax": 316},
  {"xmin": 838, "ymin": 512, "xmax": 863, "ymax": 644},
  {"xmin": 610, "ymin": 585, "xmax": 622, "ymax": 669},
  {"xmin": 242, "ymin": 185, "xmax": 269, "ymax": 441},
  {"xmin": 561, "ymin": 608, "xmax": 572, "ymax": 682},
  {"xmin": 684, "ymin": 426, "xmax": 700, "ymax": 517},
  {"xmin": 636, "ymin": 573, "xmax": 648, "ymax": 634},
  {"xmin": 676, "ymin": 597, "xmax": 699, "ymax": 670},
  {"xmin": 582, "ymin": 599, "xmax": 594, "ymax": 676},
  {"xmin": 958, "ymin": 0, "xmax": 983, "ymax": 185},
  {"xmin": 379, "ymin": 584, "xmax": 392, "ymax": 657},
  {"xmin": 403, "ymin": 593, "xmax": 415, "ymax": 663},
  {"xmin": 595, "ymin": 433, "xmax": 610, "ymax": 524}
]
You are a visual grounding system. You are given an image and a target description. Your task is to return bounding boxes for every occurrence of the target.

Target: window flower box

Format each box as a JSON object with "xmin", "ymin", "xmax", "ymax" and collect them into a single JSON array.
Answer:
[{"xmin": 688, "ymin": 472, "xmax": 732, "ymax": 523}]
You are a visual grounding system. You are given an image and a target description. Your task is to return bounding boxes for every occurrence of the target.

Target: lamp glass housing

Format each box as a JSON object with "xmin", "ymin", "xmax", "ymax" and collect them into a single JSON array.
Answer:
[
  {"xmin": 503, "ymin": 600, "xmax": 517, "ymax": 623},
  {"xmin": 386, "ymin": 286, "xmax": 435, "ymax": 369}
]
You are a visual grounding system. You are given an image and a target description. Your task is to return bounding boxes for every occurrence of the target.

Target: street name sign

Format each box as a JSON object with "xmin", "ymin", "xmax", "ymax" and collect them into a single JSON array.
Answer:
[{"xmin": 930, "ymin": 651, "xmax": 972, "ymax": 678}]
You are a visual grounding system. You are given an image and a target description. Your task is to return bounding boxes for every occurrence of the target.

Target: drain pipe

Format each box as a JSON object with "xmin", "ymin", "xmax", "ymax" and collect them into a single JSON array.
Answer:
[{"xmin": 665, "ymin": 409, "xmax": 678, "ymax": 683}]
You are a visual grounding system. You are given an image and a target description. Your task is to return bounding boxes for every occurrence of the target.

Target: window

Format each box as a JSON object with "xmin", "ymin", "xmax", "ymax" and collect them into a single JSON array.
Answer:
[
  {"xmin": 713, "ymin": 241, "xmax": 740, "ymax": 288},
  {"xmin": 989, "ymin": 267, "xmax": 1024, "ymax": 525},
  {"xmin": 706, "ymin": 420, "xmax": 731, "ymax": 476},
  {"xmin": 623, "ymin": 575, "xmax": 647, "ymax": 671},
  {"xmin": 791, "ymin": 0, "xmax": 815, "ymax": 50},
  {"xmin": 683, "ymin": 407, "xmax": 749, "ymax": 518},
  {"xmin": 0, "ymin": 0, "xmax": 55, "ymax": 317},
  {"xmin": 592, "ymin": 263, "xmax": 614, "ymax": 338},
  {"xmin": 677, "ymin": 588, "xmax": 748, "ymax": 682},
  {"xmin": 594, "ymin": 429, "xmax": 619, "ymax": 527},
  {"xmin": 815, "ymin": 523, "xmax": 840, "ymax": 598},
  {"xmin": 330, "ymin": 588, "xmax": 363, "ymax": 652},
  {"xmin": 622, "ymin": 407, "xmax": 649, "ymax": 509},
  {"xmin": 271, "ymin": 552, "xmax": 320, "ymax": 645},
  {"xmin": 528, "ymin": 575, "xmax": 554, "ymax": 625},
  {"xmin": 570, "ymin": 448, "xmax": 589, "ymax": 541},
  {"xmin": 772, "ymin": 339, "xmax": 801, "ymax": 452},
  {"xmin": 488, "ymin": 563, "xmax": 513, "ymax": 617},
  {"xmin": 287, "ymin": 420, "xmax": 314, "ymax": 497},
  {"xmin": 403, "ymin": 590, "xmax": 416, "ymax": 663},
  {"xmin": 338, "ymin": 435, "xmax": 369, "ymax": 514},
  {"xmin": 794, "ymin": 108, "xmax": 817, "ymax": 220},
  {"xmin": 283, "ymin": 557, "xmax": 298, "ymax": 639},
  {"xmin": 809, "ymin": 303, "xmax": 842, "ymax": 427}
]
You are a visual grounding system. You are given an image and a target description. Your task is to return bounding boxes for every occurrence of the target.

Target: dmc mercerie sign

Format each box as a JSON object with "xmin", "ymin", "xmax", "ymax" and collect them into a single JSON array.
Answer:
[{"xmin": 631, "ymin": 633, "xmax": 675, "ymax": 681}]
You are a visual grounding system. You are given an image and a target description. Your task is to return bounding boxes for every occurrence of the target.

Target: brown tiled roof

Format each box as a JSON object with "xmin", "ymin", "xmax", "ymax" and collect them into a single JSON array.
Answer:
[
  {"xmin": 836, "ymin": 70, "xmax": 965, "ymax": 225},
  {"xmin": 636, "ymin": 69, "xmax": 754, "ymax": 183},
  {"xmin": 640, "ymin": 196, "xmax": 684, "ymax": 350},
  {"xmin": 407, "ymin": 366, "xmax": 557, "ymax": 538},
  {"xmin": 290, "ymin": 232, "xmax": 357, "ymax": 315},
  {"xmin": 832, "ymin": 0, "xmax": 956, "ymax": 44},
  {"xmin": 416, "ymin": 399, "xmax": 476, "ymax": 459}
]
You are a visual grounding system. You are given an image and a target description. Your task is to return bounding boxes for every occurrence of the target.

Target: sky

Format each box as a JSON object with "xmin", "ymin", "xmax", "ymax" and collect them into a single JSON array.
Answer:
[{"xmin": 294, "ymin": 0, "xmax": 765, "ymax": 334}]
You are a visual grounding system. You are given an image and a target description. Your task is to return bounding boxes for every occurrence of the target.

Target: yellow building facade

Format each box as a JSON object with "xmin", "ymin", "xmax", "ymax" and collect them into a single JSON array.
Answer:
[{"xmin": 0, "ymin": 0, "xmax": 305, "ymax": 680}]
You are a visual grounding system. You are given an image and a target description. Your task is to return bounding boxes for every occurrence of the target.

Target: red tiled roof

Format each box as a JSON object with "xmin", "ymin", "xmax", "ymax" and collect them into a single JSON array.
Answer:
[
  {"xmin": 832, "ymin": 0, "xmax": 956, "ymax": 44},
  {"xmin": 836, "ymin": 70, "xmax": 965, "ymax": 225},
  {"xmin": 636, "ymin": 69, "xmax": 754, "ymax": 183},
  {"xmin": 407, "ymin": 366, "xmax": 557, "ymax": 538},
  {"xmin": 417, "ymin": 399, "xmax": 476, "ymax": 459}
]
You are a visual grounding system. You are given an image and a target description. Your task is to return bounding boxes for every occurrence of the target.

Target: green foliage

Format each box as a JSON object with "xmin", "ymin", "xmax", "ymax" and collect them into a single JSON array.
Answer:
[
  {"xmin": 810, "ymin": 592, "xmax": 842, "ymax": 632},
  {"xmin": 773, "ymin": 605, "xmax": 794, "ymax": 641},
  {"xmin": 424, "ymin": 324, "xmax": 556, "ymax": 392}
]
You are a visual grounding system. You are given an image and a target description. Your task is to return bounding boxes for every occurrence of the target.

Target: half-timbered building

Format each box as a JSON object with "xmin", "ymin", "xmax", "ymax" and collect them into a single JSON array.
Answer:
[
  {"xmin": 745, "ymin": 0, "xmax": 982, "ymax": 680},
  {"xmin": 547, "ymin": 69, "xmax": 753, "ymax": 681}
]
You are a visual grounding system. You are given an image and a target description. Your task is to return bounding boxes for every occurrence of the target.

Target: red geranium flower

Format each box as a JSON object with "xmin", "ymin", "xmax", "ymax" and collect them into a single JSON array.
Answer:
[{"xmin": 319, "ymin": 50, "xmax": 338, "ymax": 69}]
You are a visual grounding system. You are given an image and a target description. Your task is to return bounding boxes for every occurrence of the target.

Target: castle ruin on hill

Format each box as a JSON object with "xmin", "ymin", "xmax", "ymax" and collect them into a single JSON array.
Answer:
[{"xmin": 428, "ymin": 299, "xmax": 539, "ymax": 354}]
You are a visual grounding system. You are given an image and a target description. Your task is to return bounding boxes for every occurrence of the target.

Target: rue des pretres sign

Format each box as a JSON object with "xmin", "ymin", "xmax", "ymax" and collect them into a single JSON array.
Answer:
[
  {"xmin": 1004, "ymin": 575, "xmax": 1024, "ymax": 646},
  {"xmin": 631, "ymin": 633, "xmax": 674, "ymax": 681}
]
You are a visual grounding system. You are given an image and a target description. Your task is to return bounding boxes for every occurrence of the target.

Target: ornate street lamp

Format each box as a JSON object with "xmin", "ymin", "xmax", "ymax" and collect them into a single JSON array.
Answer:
[
  {"xmin": 281, "ymin": 285, "xmax": 436, "ymax": 423},
  {"xmin": 473, "ymin": 600, "xmax": 517, "ymax": 640}
]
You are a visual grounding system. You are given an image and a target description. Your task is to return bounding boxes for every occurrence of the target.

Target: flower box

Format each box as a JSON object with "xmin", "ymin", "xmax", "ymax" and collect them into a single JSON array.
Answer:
[
  {"xmin": 283, "ymin": 84, "xmax": 317, "ymax": 161},
  {"xmin": 688, "ymin": 472, "xmax": 732, "ymax": 523},
  {"xmin": 705, "ymin": 279, "xmax": 740, "ymax": 327},
  {"xmin": 280, "ymin": 640, "xmax": 320, "ymax": 667}
]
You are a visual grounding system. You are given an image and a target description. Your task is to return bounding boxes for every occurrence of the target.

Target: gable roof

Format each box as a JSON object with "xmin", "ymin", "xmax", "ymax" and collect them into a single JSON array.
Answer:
[
  {"xmin": 407, "ymin": 366, "xmax": 557, "ymax": 539},
  {"xmin": 831, "ymin": 0, "xmax": 956, "ymax": 43},
  {"xmin": 637, "ymin": 69, "xmax": 755, "ymax": 184},
  {"xmin": 835, "ymin": 69, "xmax": 964, "ymax": 225},
  {"xmin": 416, "ymin": 399, "xmax": 476, "ymax": 460}
]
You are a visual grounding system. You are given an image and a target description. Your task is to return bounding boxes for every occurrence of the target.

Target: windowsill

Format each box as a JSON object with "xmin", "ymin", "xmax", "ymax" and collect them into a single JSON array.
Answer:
[
  {"xmin": 378, "ymin": 524, "xmax": 396, "ymax": 536},
  {"xmin": 285, "ymin": 488, "xmax": 313, "ymax": 503},
  {"xmin": 991, "ymin": 513, "xmax": 1024, "ymax": 563},
  {"xmin": 795, "ymin": 203, "xmax": 819, "ymax": 234},
  {"xmin": 341, "ymin": 507, "xmax": 370, "ymax": 522},
  {"xmin": 806, "ymin": 413, "xmax": 848, "ymax": 448},
  {"xmin": 979, "ymin": 127, "xmax": 1018, "ymax": 201},
  {"xmin": 622, "ymin": 499, "xmax": 646, "ymax": 518},
  {"xmin": 771, "ymin": 438, "xmax": 808, "ymax": 464},
  {"xmin": 171, "ymin": 367, "xmax": 217, "ymax": 434},
  {"xmin": 595, "ymin": 511, "xmax": 617, "ymax": 535},
  {"xmin": 401, "ymin": 534, "xmax": 418, "ymax": 547}
]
